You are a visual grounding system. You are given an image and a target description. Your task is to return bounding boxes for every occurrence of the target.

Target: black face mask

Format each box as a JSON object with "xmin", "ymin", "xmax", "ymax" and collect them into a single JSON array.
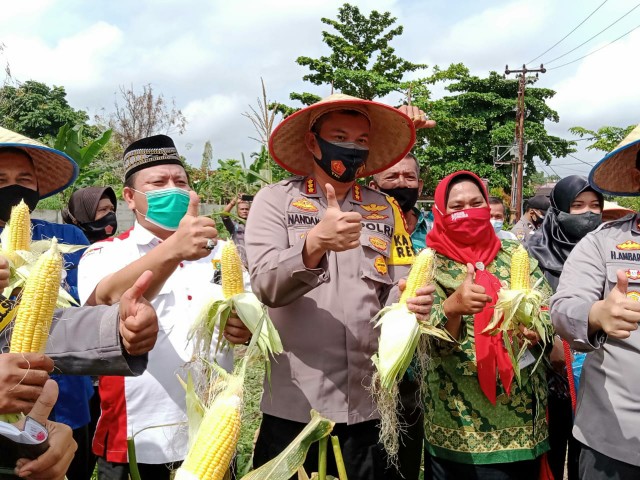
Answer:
[
  {"xmin": 379, "ymin": 187, "xmax": 419, "ymax": 213},
  {"xmin": 313, "ymin": 134, "xmax": 369, "ymax": 183},
  {"xmin": 79, "ymin": 211, "xmax": 118, "ymax": 243},
  {"xmin": 557, "ymin": 211, "xmax": 602, "ymax": 242},
  {"xmin": 0, "ymin": 185, "xmax": 40, "ymax": 222}
]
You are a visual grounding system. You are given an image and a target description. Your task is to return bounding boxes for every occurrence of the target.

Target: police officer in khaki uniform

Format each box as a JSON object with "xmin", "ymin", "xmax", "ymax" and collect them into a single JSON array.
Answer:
[
  {"xmin": 245, "ymin": 94, "xmax": 435, "ymax": 480},
  {"xmin": 551, "ymin": 124, "xmax": 640, "ymax": 480},
  {"xmin": 512, "ymin": 195, "xmax": 550, "ymax": 242}
]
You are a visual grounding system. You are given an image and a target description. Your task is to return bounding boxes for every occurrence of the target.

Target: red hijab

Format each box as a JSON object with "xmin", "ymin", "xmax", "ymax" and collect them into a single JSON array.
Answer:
[
  {"xmin": 426, "ymin": 171, "xmax": 500, "ymax": 266},
  {"xmin": 427, "ymin": 171, "xmax": 513, "ymax": 404}
]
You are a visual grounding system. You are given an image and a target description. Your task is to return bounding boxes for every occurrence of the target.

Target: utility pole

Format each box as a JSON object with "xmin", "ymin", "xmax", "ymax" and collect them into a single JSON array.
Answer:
[{"xmin": 504, "ymin": 64, "xmax": 545, "ymax": 221}]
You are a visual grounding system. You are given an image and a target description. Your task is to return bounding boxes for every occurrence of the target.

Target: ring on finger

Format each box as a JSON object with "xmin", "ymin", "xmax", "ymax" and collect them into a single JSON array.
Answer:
[{"xmin": 205, "ymin": 238, "xmax": 217, "ymax": 250}]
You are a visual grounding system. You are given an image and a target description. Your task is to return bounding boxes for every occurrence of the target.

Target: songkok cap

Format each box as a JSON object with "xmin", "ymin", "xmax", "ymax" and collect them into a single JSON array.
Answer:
[{"xmin": 123, "ymin": 134, "xmax": 183, "ymax": 179}]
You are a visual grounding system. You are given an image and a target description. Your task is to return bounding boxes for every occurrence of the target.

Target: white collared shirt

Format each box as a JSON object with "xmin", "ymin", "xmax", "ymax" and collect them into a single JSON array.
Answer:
[{"xmin": 78, "ymin": 222, "xmax": 232, "ymax": 464}]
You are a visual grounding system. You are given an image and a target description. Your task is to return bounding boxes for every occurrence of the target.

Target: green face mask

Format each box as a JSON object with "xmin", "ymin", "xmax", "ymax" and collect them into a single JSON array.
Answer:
[{"xmin": 137, "ymin": 187, "xmax": 190, "ymax": 231}]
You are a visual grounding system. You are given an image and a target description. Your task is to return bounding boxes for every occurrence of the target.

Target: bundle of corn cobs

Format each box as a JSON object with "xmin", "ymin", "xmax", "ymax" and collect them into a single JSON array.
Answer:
[
  {"xmin": 0, "ymin": 200, "xmax": 82, "ymax": 307},
  {"xmin": 483, "ymin": 244, "xmax": 550, "ymax": 379}
]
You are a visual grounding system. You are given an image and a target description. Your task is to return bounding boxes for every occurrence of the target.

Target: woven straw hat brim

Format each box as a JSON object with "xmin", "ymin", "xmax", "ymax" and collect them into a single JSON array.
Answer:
[
  {"xmin": 269, "ymin": 95, "xmax": 416, "ymax": 177},
  {"xmin": 589, "ymin": 123, "xmax": 640, "ymax": 196},
  {"xmin": 0, "ymin": 127, "xmax": 78, "ymax": 199}
]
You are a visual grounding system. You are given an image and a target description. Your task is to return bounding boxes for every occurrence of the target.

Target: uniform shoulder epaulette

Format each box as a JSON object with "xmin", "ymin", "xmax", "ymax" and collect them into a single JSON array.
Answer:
[{"xmin": 598, "ymin": 212, "xmax": 636, "ymax": 231}]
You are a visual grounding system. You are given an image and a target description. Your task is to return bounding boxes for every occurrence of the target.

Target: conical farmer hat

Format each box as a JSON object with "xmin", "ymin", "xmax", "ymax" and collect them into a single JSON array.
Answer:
[
  {"xmin": 589, "ymin": 123, "xmax": 640, "ymax": 196},
  {"xmin": 0, "ymin": 126, "xmax": 78, "ymax": 198},
  {"xmin": 269, "ymin": 94, "xmax": 416, "ymax": 177}
]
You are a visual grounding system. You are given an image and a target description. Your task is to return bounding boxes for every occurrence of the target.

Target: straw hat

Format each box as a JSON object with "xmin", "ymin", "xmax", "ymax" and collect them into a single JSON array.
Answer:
[
  {"xmin": 0, "ymin": 126, "xmax": 78, "ymax": 199},
  {"xmin": 602, "ymin": 200, "xmax": 635, "ymax": 222},
  {"xmin": 589, "ymin": 123, "xmax": 640, "ymax": 196},
  {"xmin": 269, "ymin": 94, "xmax": 416, "ymax": 177}
]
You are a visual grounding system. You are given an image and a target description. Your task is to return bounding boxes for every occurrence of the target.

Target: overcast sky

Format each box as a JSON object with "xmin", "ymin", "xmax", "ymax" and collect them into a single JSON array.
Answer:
[{"xmin": 1, "ymin": 0, "xmax": 638, "ymax": 178}]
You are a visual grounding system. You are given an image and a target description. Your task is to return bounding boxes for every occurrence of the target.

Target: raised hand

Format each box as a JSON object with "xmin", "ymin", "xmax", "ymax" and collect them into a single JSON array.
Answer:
[
  {"xmin": 397, "ymin": 105, "xmax": 436, "ymax": 130},
  {"xmin": 14, "ymin": 379, "xmax": 77, "ymax": 480},
  {"xmin": 118, "ymin": 270, "xmax": 159, "ymax": 356},
  {"xmin": 444, "ymin": 263, "xmax": 493, "ymax": 318},
  {"xmin": 0, "ymin": 255, "xmax": 9, "ymax": 289},
  {"xmin": 589, "ymin": 269, "xmax": 640, "ymax": 339},
  {"xmin": 0, "ymin": 353, "xmax": 53, "ymax": 415},
  {"xmin": 310, "ymin": 183, "xmax": 362, "ymax": 252},
  {"xmin": 167, "ymin": 190, "xmax": 219, "ymax": 261}
]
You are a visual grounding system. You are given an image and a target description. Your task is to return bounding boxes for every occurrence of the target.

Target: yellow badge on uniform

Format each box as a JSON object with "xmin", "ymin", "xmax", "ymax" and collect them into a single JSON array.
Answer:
[
  {"xmin": 364, "ymin": 212, "xmax": 388, "ymax": 220},
  {"xmin": 626, "ymin": 269, "xmax": 640, "ymax": 280},
  {"xmin": 617, "ymin": 240, "xmax": 640, "ymax": 251},
  {"xmin": 369, "ymin": 236, "xmax": 388, "ymax": 252},
  {"xmin": 292, "ymin": 198, "xmax": 319, "ymax": 212},
  {"xmin": 627, "ymin": 291, "xmax": 640, "ymax": 302},
  {"xmin": 387, "ymin": 197, "xmax": 414, "ymax": 266},
  {"xmin": 374, "ymin": 256, "xmax": 388, "ymax": 275}
]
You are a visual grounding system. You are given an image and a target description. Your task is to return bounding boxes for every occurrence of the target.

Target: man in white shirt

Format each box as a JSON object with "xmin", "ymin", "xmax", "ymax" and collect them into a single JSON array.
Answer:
[
  {"xmin": 489, "ymin": 196, "xmax": 518, "ymax": 241},
  {"xmin": 78, "ymin": 135, "xmax": 250, "ymax": 480}
]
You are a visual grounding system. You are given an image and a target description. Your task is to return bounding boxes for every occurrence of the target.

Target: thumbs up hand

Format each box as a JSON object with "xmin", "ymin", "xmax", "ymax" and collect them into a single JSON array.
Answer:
[
  {"xmin": 119, "ymin": 270, "xmax": 159, "ymax": 356},
  {"xmin": 309, "ymin": 183, "xmax": 363, "ymax": 253},
  {"xmin": 168, "ymin": 190, "xmax": 219, "ymax": 261},
  {"xmin": 14, "ymin": 380, "xmax": 78, "ymax": 480},
  {"xmin": 589, "ymin": 269, "xmax": 640, "ymax": 339},
  {"xmin": 443, "ymin": 263, "xmax": 494, "ymax": 318}
]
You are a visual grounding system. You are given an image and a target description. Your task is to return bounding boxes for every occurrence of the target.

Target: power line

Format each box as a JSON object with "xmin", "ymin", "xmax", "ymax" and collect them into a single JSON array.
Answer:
[
  {"xmin": 527, "ymin": 0, "xmax": 609, "ymax": 64},
  {"xmin": 545, "ymin": 2, "xmax": 640, "ymax": 66},
  {"xmin": 548, "ymin": 22, "xmax": 640, "ymax": 70},
  {"xmin": 567, "ymin": 153, "xmax": 596, "ymax": 166}
]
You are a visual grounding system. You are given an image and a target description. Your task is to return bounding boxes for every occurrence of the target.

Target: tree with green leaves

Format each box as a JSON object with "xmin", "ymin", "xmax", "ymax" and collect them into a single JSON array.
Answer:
[
  {"xmin": 569, "ymin": 124, "xmax": 635, "ymax": 153},
  {"xmin": 413, "ymin": 70, "xmax": 574, "ymax": 195},
  {"xmin": 0, "ymin": 80, "xmax": 89, "ymax": 140},
  {"xmin": 275, "ymin": 3, "xmax": 426, "ymax": 115}
]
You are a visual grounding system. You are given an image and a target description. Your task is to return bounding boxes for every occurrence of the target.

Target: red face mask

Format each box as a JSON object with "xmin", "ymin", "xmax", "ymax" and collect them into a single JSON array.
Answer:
[{"xmin": 443, "ymin": 207, "xmax": 491, "ymax": 245}]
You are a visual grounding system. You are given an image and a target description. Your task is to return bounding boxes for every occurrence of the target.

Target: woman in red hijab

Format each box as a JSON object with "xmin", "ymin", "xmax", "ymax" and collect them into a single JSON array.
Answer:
[{"xmin": 421, "ymin": 171, "xmax": 553, "ymax": 480}]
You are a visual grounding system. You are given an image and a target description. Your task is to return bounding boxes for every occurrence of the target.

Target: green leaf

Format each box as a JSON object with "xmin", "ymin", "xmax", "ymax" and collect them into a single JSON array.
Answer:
[{"xmin": 240, "ymin": 410, "xmax": 335, "ymax": 480}]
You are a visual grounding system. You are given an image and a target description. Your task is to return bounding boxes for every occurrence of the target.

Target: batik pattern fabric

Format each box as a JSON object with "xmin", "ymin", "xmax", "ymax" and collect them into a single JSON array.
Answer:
[{"xmin": 422, "ymin": 240, "xmax": 552, "ymax": 465}]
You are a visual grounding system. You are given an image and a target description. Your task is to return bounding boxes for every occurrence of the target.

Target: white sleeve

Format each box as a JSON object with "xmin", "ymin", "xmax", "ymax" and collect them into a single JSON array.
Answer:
[{"xmin": 77, "ymin": 241, "xmax": 126, "ymax": 305}]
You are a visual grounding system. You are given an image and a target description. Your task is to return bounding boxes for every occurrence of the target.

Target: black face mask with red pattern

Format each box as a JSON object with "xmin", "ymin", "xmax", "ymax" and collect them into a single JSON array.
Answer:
[{"xmin": 313, "ymin": 134, "xmax": 369, "ymax": 183}]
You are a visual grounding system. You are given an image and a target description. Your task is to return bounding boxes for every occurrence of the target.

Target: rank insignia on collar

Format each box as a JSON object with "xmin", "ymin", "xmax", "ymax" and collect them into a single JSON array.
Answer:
[
  {"xmin": 626, "ymin": 269, "xmax": 640, "ymax": 280},
  {"xmin": 361, "ymin": 203, "xmax": 388, "ymax": 213},
  {"xmin": 617, "ymin": 240, "xmax": 640, "ymax": 251},
  {"xmin": 627, "ymin": 291, "xmax": 640, "ymax": 302},
  {"xmin": 306, "ymin": 178, "xmax": 317, "ymax": 194},
  {"xmin": 352, "ymin": 184, "xmax": 362, "ymax": 202},
  {"xmin": 292, "ymin": 198, "xmax": 319, "ymax": 213},
  {"xmin": 374, "ymin": 255, "xmax": 388, "ymax": 275}
]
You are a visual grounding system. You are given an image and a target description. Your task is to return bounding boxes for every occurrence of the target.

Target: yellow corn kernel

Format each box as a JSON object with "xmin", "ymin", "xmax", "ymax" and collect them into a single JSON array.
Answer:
[
  {"xmin": 6, "ymin": 200, "xmax": 31, "ymax": 254},
  {"xmin": 178, "ymin": 394, "xmax": 242, "ymax": 480},
  {"xmin": 10, "ymin": 238, "xmax": 63, "ymax": 353},
  {"xmin": 510, "ymin": 245, "xmax": 530, "ymax": 291},
  {"xmin": 221, "ymin": 242, "xmax": 244, "ymax": 299},
  {"xmin": 399, "ymin": 248, "xmax": 436, "ymax": 304}
]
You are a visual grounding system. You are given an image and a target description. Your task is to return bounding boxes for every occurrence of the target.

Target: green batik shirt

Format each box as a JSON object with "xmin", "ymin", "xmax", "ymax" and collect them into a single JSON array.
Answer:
[{"xmin": 423, "ymin": 239, "xmax": 553, "ymax": 465}]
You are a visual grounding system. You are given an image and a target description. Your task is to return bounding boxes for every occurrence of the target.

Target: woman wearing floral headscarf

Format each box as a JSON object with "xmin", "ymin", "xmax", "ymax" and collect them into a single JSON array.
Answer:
[
  {"xmin": 527, "ymin": 175, "xmax": 603, "ymax": 480},
  {"xmin": 421, "ymin": 170, "xmax": 552, "ymax": 479}
]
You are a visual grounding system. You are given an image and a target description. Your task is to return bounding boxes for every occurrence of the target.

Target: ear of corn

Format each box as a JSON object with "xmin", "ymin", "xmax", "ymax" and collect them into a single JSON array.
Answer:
[
  {"xmin": 510, "ymin": 245, "xmax": 530, "ymax": 290},
  {"xmin": 10, "ymin": 238, "xmax": 63, "ymax": 353},
  {"xmin": 3, "ymin": 200, "xmax": 31, "ymax": 263},
  {"xmin": 176, "ymin": 393, "xmax": 242, "ymax": 480},
  {"xmin": 221, "ymin": 242, "xmax": 245, "ymax": 299},
  {"xmin": 399, "ymin": 248, "xmax": 436, "ymax": 304}
]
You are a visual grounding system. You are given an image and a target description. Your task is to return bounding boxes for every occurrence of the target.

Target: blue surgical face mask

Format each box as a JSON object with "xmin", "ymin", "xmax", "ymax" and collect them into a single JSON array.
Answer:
[
  {"xmin": 490, "ymin": 219, "xmax": 504, "ymax": 233},
  {"xmin": 135, "ymin": 187, "xmax": 190, "ymax": 231}
]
